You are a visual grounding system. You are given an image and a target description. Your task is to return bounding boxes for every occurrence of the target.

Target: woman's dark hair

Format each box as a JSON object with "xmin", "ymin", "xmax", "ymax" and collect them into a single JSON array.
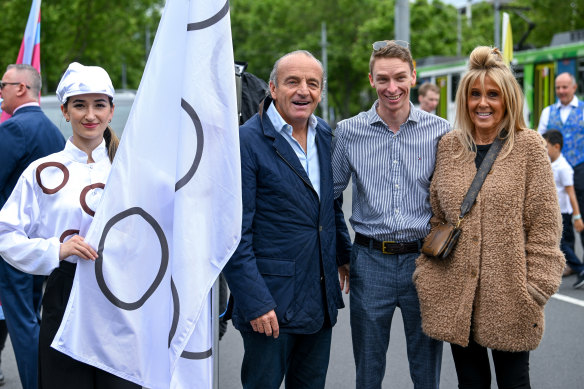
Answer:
[{"xmin": 103, "ymin": 96, "xmax": 119, "ymax": 163}]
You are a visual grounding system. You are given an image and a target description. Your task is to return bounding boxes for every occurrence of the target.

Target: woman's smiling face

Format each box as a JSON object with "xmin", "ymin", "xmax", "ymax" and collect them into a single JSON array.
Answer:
[
  {"xmin": 62, "ymin": 93, "xmax": 114, "ymax": 147},
  {"xmin": 468, "ymin": 75, "xmax": 505, "ymax": 136}
]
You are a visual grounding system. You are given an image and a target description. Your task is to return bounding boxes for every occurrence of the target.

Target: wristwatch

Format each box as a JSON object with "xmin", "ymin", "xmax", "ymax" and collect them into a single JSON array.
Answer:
[{"xmin": 574, "ymin": 214, "xmax": 582, "ymax": 222}]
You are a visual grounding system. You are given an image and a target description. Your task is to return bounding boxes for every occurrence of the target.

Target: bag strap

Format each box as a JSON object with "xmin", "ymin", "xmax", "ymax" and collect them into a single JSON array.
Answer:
[{"xmin": 458, "ymin": 135, "xmax": 504, "ymax": 221}]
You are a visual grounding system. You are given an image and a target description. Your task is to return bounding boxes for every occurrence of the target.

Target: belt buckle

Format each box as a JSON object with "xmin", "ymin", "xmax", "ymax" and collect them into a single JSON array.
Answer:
[{"xmin": 382, "ymin": 241, "xmax": 396, "ymax": 254}]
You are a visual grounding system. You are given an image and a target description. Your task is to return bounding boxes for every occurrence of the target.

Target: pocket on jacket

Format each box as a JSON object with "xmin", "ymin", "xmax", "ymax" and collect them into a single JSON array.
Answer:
[
  {"xmin": 526, "ymin": 282, "xmax": 547, "ymax": 307},
  {"xmin": 256, "ymin": 257, "xmax": 295, "ymax": 323}
]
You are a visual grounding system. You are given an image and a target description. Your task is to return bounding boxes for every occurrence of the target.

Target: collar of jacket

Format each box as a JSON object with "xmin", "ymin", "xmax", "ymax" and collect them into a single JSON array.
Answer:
[
  {"xmin": 258, "ymin": 95, "xmax": 324, "ymax": 198},
  {"xmin": 11, "ymin": 105, "xmax": 42, "ymax": 117}
]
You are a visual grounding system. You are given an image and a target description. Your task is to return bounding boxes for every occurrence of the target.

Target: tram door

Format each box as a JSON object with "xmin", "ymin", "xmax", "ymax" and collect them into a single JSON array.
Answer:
[
  {"xmin": 436, "ymin": 76, "xmax": 448, "ymax": 120},
  {"xmin": 533, "ymin": 63, "xmax": 555, "ymax": 129}
]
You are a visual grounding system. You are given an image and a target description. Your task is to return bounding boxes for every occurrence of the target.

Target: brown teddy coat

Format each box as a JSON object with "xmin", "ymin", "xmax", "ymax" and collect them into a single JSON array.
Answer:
[{"xmin": 413, "ymin": 129, "xmax": 564, "ymax": 352}]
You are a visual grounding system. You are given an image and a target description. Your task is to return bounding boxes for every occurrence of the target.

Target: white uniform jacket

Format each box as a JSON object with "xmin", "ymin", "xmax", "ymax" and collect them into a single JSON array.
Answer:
[{"xmin": 0, "ymin": 139, "xmax": 110, "ymax": 275}]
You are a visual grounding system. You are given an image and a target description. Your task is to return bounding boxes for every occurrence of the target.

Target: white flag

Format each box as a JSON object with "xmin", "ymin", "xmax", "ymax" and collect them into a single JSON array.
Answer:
[{"xmin": 52, "ymin": 0, "xmax": 241, "ymax": 387}]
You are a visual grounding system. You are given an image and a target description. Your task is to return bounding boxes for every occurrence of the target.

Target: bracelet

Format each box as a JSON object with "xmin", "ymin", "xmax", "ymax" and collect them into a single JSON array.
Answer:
[{"xmin": 574, "ymin": 214, "xmax": 582, "ymax": 221}]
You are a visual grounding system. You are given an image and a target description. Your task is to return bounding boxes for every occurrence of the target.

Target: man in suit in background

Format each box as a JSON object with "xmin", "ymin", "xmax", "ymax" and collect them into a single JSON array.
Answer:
[{"xmin": 0, "ymin": 63, "xmax": 65, "ymax": 389}]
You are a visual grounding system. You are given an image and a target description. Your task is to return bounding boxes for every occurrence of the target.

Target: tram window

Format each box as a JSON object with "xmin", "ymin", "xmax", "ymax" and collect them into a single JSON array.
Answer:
[{"xmin": 451, "ymin": 74, "xmax": 460, "ymax": 102}]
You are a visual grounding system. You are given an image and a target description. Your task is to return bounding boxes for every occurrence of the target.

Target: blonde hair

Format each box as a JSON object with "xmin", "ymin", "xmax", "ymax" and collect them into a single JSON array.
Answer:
[{"xmin": 454, "ymin": 46, "xmax": 527, "ymax": 160}]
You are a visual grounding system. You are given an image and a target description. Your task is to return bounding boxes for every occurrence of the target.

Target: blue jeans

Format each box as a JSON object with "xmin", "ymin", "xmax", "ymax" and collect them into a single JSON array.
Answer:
[
  {"xmin": 240, "ymin": 325, "xmax": 332, "ymax": 389},
  {"xmin": 561, "ymin": 213, "xmax": 584, "ymax": 274},
  {"xmin": 350, "ymin": 243, "xmax": 442, "ymax": 389}
]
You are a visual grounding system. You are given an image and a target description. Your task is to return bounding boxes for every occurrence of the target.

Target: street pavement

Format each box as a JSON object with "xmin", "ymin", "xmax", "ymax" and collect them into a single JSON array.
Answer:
[
  {"xmin": 216, "ymin": 185, "xmax": 584, "ymax": 388},
  {"xmin": 0, "ymin": 187, "xmax": 583, "ymax": 388},
  {"xmin": 0, "ymin": 336, "xmax": 22, "ymax": 389},
  {"xmin": 217, "ymin": 276, "xmax": 584, "ymax": 388},
  {"xmin": 1, "ymin": 277, "xmax": 583, "ymax": 389}
]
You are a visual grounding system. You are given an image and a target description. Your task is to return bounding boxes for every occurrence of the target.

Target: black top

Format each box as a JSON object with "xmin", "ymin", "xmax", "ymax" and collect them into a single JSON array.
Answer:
[{"xmin": 475, "ymin": 143, "xmax": 492, "ymax": 169}]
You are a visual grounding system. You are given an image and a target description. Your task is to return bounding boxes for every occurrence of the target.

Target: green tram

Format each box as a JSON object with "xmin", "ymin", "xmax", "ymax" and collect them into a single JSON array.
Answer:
[{"xmin": 414, "ymin": 34, "xmax": 584, "ymax": 130}]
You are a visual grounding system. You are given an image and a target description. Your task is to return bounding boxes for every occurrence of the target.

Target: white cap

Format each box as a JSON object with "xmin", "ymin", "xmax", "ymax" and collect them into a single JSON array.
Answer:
[{"xmin": 56, "ymin": 62, "xmax": 115, "ymax": 104}]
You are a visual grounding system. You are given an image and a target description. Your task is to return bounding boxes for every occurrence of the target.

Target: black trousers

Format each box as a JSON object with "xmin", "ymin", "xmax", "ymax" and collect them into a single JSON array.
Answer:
[
  {"xmin": 450, "ymin": 338, "xmax": 530, "ymax": 389},
  {"xmin": 39, "ymin": 261, "xmax": 140, "ymax": 389}
]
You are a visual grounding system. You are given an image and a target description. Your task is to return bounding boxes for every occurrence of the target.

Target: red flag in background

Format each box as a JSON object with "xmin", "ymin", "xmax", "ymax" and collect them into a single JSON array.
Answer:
[{"xmin": 1, "ymin": 0, "xmax": 42, "ymax": 123}]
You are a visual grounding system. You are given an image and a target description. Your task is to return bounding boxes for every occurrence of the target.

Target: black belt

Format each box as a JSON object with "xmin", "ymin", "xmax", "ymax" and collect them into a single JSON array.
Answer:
[{"xmin": 354, "ymin": 233, "xmax": 421, "ymax": 254}]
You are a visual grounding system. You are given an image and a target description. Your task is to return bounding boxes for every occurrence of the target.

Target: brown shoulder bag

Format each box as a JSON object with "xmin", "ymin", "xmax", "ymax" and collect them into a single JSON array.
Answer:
[{"xmin": 421, "ymin": 136, "xmax": 503, "ymax": 260}]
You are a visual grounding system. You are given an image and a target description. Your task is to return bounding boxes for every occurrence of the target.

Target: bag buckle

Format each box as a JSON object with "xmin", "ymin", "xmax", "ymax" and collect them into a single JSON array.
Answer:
[{"xmin": 382, "ymin": 241, "xmax": 396, "ymax": 254}]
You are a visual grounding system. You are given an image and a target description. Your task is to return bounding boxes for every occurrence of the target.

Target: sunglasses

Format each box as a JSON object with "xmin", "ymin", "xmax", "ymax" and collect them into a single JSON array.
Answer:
[
  {"xmin": 372, "ymin": 40, "xmax": 410, "ymax": 51},
  {"xmin": 0, "ymin": 81, "xmax": 30, "ymax": 90}
]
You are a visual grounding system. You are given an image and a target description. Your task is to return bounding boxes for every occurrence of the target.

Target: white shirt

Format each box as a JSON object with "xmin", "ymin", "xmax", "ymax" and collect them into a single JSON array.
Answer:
[
  {"xmin": 0, "ymin": 139, "xmax": 111, "ymax": 275},
  {"xmin": 550, "ymin": 153, "xmax": 574, "ymax": 214},
  {"xmin": 538, "ymin": 96, "xmax": 582, "ymax": 134}
]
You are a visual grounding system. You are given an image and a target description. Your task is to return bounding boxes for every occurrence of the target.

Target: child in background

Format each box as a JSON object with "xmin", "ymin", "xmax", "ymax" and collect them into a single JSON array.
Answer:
[{"xmin": 543, "ymin": 130, "xmax": 584, "ymax": 288}]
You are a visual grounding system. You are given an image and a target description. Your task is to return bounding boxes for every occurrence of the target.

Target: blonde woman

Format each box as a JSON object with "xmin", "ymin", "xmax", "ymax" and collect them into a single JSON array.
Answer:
[{"xmin": 414, "ymin": 47, "xmax": 564, "ymax": 388}]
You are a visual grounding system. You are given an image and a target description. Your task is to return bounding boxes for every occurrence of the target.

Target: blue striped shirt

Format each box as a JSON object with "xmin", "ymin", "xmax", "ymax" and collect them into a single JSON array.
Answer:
[{"xmin": 332, "ymin": 101, "xmax": 451, "ymax": 241}]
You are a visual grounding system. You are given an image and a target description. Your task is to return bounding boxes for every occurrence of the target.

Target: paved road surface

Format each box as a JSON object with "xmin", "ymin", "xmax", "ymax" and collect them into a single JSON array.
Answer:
[
  {"xmin": 217, "ymin": 276, "xmax": 584, "ymax": 388},
  {"xmin": 0, "ymin": 184, "xmax": 583, "ymax": 388},
  {"xmin": 216, "ymin": 185, "xmax": 584, "ymax": 388}
]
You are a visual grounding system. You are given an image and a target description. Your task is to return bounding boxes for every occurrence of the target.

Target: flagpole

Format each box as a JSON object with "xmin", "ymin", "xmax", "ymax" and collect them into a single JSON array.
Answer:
[{"xmin": 213, "ymin": 277, "xmax": 219, "ymax": 389}]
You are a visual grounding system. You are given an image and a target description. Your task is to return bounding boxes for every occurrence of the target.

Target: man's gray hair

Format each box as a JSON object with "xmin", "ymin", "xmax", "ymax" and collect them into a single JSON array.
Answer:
[
  {"xmin": 559, "ymin": 72, "xmax": 577, "ymax": 86},
  {"xmin": 6, "ymin": 64, "xmax": 42, "ymax": 95},
  {"xmin": 268, "ymin": 50, "xmax": 326, "ymax": 90}
]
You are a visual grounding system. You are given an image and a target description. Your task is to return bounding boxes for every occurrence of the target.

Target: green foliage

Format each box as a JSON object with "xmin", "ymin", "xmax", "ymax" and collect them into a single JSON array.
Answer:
[
  {"xmin": 2, "ymin": 0, "xmax": 581, "ymax": 119},
  {"xmin": 0, "ymin": 0, "xmax": 163, "ymax": 93},
  {"xmin": 512, "ymin": 0, "xmax": 584, "ymax": 48},
  {"xmin": 230, "ymin": 0, "xmax": 505, "ymax": 118}
]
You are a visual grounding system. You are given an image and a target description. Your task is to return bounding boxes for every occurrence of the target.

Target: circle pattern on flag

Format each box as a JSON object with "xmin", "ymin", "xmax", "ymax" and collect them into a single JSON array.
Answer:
[
  {"xmin": 168, "ymin": 277, "xmax": 212, "ymax": 360},
  {"xmin": 168, "ymin": 277, "xmax": 180, "ymax": 347},
  {"xmin": 95, "ymin": 207, "xmax": 169, "ymax": 311},
  {"xmin": 175, "ymin": 98, "xmax": 204, "ymax": 192},
  {"xmin": 186, "ymin": 0, "xmax": 229, "ymax": 31}
]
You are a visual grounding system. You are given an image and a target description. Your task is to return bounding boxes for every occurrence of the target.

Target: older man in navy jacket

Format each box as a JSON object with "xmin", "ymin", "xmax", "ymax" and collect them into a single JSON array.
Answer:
[
  {"xmin": 0, "ymin": 64, "xmax": 65, "ymax": 389},
  {"xmin": 223, "ymin": 50, "xmax": 350, "ymax": 389}
]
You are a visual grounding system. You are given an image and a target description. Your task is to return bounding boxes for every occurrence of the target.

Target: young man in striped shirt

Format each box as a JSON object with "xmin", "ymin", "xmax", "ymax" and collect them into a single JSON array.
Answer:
[{"xmin": 332, "ymin": 40, "xmax": 451, "ymax": 388}]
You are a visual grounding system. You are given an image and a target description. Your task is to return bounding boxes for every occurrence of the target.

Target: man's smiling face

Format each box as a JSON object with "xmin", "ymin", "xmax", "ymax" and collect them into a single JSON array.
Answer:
[
  {"xmin": 269, "ymin": 53, "xmax": 323, "ymax": 129},
  {"xmin": 369, "ymin": 57, "xmax": 416, "ymax": 120}
]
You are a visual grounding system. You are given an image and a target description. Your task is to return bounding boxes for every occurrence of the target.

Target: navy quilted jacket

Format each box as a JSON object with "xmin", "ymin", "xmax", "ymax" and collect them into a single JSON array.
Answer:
[{"xmin": 223, "ymin": 97, "xmax": 349, "ymax": 334}]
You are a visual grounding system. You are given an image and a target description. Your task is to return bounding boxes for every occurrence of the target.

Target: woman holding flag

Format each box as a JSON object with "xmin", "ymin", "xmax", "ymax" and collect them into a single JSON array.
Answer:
[{"xmin": 0, "ymin": 63, "xmax": 139, "ymax": 388}]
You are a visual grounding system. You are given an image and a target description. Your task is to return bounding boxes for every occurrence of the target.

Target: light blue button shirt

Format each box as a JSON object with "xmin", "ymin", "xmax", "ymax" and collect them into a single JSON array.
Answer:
[{"xmin": 267, "ymin": 102, "xmax": 321, "ymax": 198}]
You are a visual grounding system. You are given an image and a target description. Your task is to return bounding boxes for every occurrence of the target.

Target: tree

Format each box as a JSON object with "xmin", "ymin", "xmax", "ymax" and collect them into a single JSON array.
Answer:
[
  {"xmin": 0, "ymin": 0, "xmax": 163, "ymax": 93},
  {"xmin": 512, "ymin": 0, "xmax": 584, "ymax": 48},
  {"xmin": 3, "ymin": 0, "xmax": 579, "ymax": 119},
  {"xmin": 231, "ymin": 0, "xmax": 380, "ymax": 119},
  {"xmin": 230, "ymin": 0, "xmax": 502, "ymax": 119}
]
